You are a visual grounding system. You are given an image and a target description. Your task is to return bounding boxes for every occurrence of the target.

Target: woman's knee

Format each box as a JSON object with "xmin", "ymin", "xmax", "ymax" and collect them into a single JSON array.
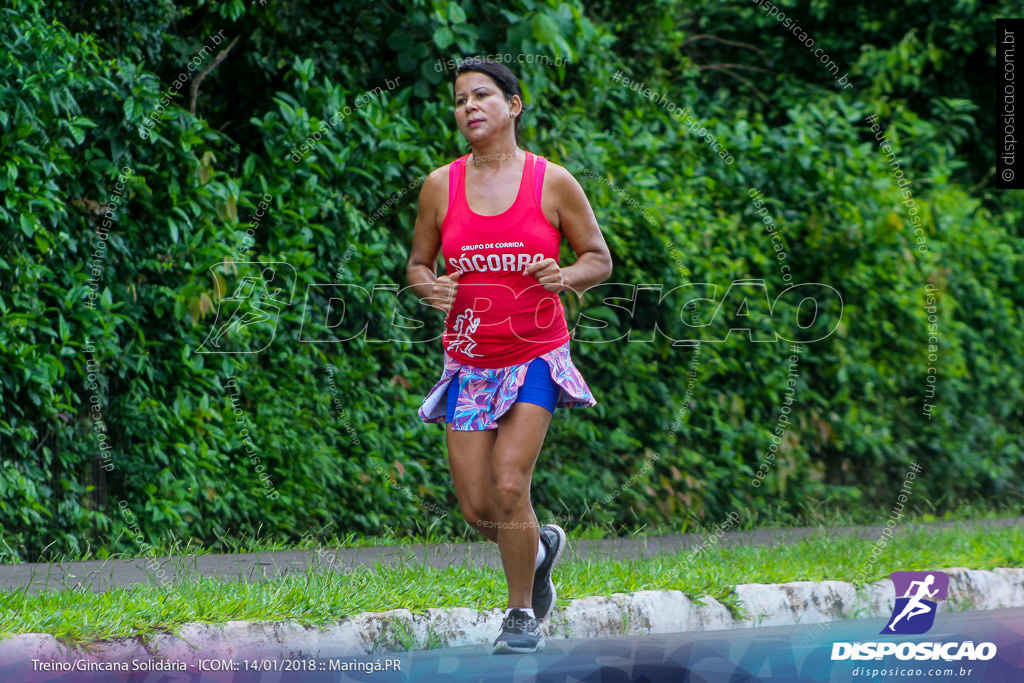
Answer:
[
  {"xmin": 456, "ymin": 495, "xmax": 494, "ymax": 528},
  {"xmin": 491, "ymin": 476, "xmax": 530, "ymax": 516}
]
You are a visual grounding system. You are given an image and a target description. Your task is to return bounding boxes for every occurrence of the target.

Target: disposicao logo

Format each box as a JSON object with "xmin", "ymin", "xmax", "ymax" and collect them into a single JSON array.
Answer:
[
  {"xmin": 831, "ymin": 570, "xmax": 997, "ymax": 662},
  {"xmin": 882, "ymin": 570, "xmax": 948, "ymax": 635}
]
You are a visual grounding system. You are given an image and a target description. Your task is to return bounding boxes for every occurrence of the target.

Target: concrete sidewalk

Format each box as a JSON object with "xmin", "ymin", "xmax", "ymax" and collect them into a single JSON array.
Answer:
[{"xmin": 1, "ymin": 517, "xmax": 1019, "ymax": 593}]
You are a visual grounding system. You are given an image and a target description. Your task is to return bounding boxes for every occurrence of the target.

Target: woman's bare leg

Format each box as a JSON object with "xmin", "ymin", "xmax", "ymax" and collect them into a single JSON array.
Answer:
[
  {"xmin": 445, "ymin": 402, "xmax": 553, "ymax": 608},
  {"xmin": 490, "ymin": 401, "xmax": 553, "ymax": 609},
  {"xmin": 446, "ymin": 425, "xmax": 500, "ymax": 542}
]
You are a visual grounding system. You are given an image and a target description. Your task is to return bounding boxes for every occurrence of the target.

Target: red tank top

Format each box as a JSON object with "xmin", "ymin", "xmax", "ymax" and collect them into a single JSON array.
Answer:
[{"xmin": 441, "ymin": 151, "xmax": 571, "ymax": 368}]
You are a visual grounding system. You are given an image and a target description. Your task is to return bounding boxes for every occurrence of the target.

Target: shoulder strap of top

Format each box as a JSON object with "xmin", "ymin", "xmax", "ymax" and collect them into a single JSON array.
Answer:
[
  {"xmin": 532, "ymin": 153, "xmax": 547, "ymax": 206},
  {"xmin": 448, "ymin": 155, "xmax": 469, "ymax": 210}
]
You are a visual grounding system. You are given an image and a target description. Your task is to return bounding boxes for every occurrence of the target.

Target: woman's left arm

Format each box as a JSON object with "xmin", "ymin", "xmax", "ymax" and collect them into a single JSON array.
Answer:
[{"xmin": 525, "ymin": 164, "xmax": 613, "ymax": 294}]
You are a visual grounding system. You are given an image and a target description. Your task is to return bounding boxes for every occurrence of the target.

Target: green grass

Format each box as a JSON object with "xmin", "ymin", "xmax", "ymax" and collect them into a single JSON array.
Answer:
[
  {"xmin": 1, "ymin": 520, "xmax": 1020, "ymax": 647},
  {"xmin": 8, "ymin": 497, "xmax": 1020, "ymax": 566}
]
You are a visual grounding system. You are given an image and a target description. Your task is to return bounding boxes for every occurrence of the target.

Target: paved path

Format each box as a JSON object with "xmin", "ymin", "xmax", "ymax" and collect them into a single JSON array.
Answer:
[{"xmin": 0, "ymin": 517, "xmax": 1018, "ymax": 593}]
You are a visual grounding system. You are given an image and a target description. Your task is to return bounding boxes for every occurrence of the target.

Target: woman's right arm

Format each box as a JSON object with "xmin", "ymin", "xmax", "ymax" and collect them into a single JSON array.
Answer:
[{"xmin": 406, "ymin": 167, "xmax": 460, "ymax": 313}]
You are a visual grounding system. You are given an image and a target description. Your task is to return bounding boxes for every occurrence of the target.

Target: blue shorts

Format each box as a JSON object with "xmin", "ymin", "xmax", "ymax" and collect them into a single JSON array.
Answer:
[{"xmin": 446, "ymin": 358, "xmax": 559, "ymax": 423}]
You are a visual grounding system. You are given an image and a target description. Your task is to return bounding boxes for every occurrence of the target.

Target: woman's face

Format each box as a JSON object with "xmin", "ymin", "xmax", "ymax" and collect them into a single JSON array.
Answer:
[{"xmin": 453, "ymin": 71, "xmax": 518, "ymax": 143}]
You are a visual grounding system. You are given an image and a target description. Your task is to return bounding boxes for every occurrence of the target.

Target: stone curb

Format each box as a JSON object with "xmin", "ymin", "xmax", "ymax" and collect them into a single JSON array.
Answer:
[{"xmin": 2, "ymin": 567, "xmax": 1021, "ymax": 665}]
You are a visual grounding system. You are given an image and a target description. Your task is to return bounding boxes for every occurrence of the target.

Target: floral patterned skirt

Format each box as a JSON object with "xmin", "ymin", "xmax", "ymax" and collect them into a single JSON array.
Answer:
[{"xmin": 417, "ymin": 341, "xmax": 596, "ymax": 431}]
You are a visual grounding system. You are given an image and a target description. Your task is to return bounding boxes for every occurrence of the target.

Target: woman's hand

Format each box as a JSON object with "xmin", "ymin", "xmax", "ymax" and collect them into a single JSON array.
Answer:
[
  {"xmin": 428, "ymin": 271, "xmax": 461, "ymax": 314},
  {"xmin": 524, "ymin": 258, "xmax": 566, "ymax": 293}
]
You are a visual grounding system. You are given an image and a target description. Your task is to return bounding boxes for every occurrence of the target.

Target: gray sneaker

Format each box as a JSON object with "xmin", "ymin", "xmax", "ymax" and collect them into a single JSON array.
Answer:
[
  {"xmin": 531, "ymin": 524, "xmax": 566, "ymax": 620},
  {"xmin": 491, "ymin": 608, "xmax": 545, "ymax": 654}
]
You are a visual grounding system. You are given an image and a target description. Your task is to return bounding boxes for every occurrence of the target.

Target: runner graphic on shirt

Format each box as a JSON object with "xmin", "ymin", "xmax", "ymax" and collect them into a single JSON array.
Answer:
[{"xmin": 447, "ymin": 309, "xmax": 482, "ymax": 357}]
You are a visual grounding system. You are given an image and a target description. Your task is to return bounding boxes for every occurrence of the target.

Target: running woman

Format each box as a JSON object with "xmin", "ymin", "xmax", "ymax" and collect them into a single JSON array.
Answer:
[{"xmin": 406, "ymin": 57, "xmax": 612, "ymax": 654}]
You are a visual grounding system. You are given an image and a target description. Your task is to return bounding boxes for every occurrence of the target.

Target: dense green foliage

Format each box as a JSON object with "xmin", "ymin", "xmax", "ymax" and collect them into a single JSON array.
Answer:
[{"xmin": 1, "ymin": 0, "xmax": 1021, "ymax": 561}]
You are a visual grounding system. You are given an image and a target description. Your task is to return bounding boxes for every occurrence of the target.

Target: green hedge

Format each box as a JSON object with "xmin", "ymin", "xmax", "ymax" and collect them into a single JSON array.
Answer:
[{"xmin": 0, "ymin": 0, "xmax": 1021, "ymax": 561}]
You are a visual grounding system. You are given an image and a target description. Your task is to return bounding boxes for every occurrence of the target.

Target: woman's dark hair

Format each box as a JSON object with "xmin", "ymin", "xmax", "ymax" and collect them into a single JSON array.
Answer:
[{"xmin": 453, "ymin": 57, "xmax": 524, "ymax": 144}]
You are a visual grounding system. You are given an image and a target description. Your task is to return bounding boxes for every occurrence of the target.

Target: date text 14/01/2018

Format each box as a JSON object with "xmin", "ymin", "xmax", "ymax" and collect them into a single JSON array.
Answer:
[{"xmin": 199, "ymin": 658, "xmax": 402, "ymax": 672}]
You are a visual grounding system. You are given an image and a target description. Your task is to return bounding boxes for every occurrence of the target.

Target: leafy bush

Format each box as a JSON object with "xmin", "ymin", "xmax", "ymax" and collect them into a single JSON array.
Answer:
[{"xmin": 1, "ymin": 0, "xmax": 1021, "ymax": 561}]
